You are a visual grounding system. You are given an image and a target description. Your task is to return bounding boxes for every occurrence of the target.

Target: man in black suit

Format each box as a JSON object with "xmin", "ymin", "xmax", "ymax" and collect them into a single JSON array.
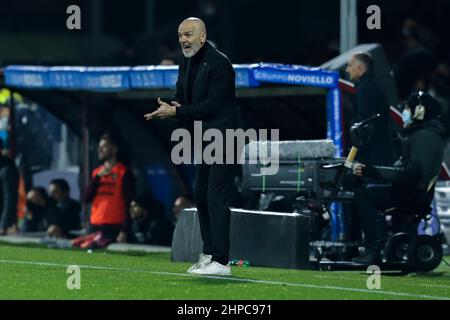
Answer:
[
  {"xmin": 145, "ymin": 17, "xmax": 239, "ymax": 276},
  {"xmin": 345, "ymin": 52, "xmax": 396, "ymax": 262},
  {"xmin": 345, "ymin": 52, "xmax": 395, "ymax": 166}
]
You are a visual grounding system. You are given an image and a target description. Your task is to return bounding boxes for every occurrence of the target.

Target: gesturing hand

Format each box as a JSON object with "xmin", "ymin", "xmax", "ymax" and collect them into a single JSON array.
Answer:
[
  {"xmin": 97, "ymin": 166, "xmax": 112, "ymax": 177},
  {"xmin": 144, "ymin": 97, "xmax": 179, "ymax": 120}
]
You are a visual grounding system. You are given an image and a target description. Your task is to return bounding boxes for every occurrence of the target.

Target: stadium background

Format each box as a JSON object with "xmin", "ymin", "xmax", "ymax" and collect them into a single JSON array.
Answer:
[{"xmin": 0, "ymin": 0, "xmax": 450, "ymax": 301}]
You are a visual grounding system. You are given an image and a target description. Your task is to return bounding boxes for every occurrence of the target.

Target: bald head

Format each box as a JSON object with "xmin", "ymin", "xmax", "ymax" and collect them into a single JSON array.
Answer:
[
  {"xmin": 178, "ymin": 17, "xmax": 207, "ymax": 58},
  {"xmin": 181, "ymin": 17, "xmax": 206, "ymax": 34}
]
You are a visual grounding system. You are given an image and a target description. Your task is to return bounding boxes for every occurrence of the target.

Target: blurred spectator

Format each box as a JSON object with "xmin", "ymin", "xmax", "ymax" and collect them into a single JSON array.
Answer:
[
  {"xmin": 0, "ymin": 138, "xmax": 19, "ymax": 235},
  {"xmin": 15, "ymin": 104, "xmax": 52, "ymax": 172},
  {"xmin": 430, "ymin": 61, "xmax": 450, "ymax": 100},
  {"xmin": 120, "ymin": 38, "xmax": 138, "ymax": 66},
  {"xmin": 0, "ymin": 107, "xmax": 9, "ymax": 131},
  {"xmin": 83, "ymin": 132, "xmax": 135, "ymax": 244},
  {"xmin": 429, "ymin": 60, "xmax": 450, "ymax": 134},
  {"xmin": 160, "ymin": 57, "xmax": 176, "ymax": 66},
  {"xmin": 24, "ymin": 187, "xmax": 53, "ymax": 232},
  {"xmin": 129, "ymin": 193, "xmax": 174, "ymax": 246},
  {"xmin": 46, "ymin": 179, "xmax": 81, "ymax": 239},
  {"xmin": 160, "ymin": 58, "xmax": 175, "ymax": 66},
  {"xmin": 160, "ymin": 51, "xmax": 178, "ymax": 66},
  {"xmin": 394, "ymin": 19, "xmax": 435, "ymax": 99},
  {"xmin": 172, "ymin": 194, "xmax": 194, "ymax": 223}
]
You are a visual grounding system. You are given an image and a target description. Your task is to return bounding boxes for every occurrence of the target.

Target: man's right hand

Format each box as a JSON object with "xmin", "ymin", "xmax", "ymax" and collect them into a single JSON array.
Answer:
[
  {"xmin": 352, "ymin": 163, "xmax": 365, "ymax": 177},
  {"xmin": 97, "ymin": 166, "xmax": 111, "ymax": 177},
  {"xmin": 144, "ymin": 98, "xmax": 179, "ymax": 120}
]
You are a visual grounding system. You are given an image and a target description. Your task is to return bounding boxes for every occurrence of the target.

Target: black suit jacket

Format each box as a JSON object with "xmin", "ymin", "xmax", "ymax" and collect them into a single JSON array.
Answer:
[
  {"xmin": 354, "ymin": 72, "xmax": 395, "ymax": 167},
  {"xmin": 174, "ymin": 41, "xmax": 239, "ymax": 134}
]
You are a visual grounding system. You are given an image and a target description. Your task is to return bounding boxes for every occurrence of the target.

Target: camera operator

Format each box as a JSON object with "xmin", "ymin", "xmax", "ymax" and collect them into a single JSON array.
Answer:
[{"xmin": 351, "ymin": 92, "xmax": 447, "ymax": 265}]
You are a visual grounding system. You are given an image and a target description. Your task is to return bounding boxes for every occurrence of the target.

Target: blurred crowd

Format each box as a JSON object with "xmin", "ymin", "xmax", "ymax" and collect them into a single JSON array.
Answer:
[
  {"xmin": 389, "ymin": 16, "xmax": 450, "ymax": 112},
  {"xmin": 0, "ymin": 131, "xmax": 196, "ymax": 248},
  {"xmin": 121, "ymin": 8, "xmax": 450, "ymax": 115}
]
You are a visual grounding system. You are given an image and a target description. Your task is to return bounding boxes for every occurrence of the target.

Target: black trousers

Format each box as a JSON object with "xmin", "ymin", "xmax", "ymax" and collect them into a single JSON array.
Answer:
[
  {"xmin": 353, "ymin": 184, "xmax": 394, "ymax": 248},
  {"xmin": 194, "ymin": 163, "xmax": 238, "ymax": 265}
]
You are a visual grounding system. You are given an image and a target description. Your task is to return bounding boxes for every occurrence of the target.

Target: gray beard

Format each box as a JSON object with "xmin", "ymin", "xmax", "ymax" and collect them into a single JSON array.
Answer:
[{"xmin": 182, "ymin": 43, "xmax": 201, "ymax": 58}]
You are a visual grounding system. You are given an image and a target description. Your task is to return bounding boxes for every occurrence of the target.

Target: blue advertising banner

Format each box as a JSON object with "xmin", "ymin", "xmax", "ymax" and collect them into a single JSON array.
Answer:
[
  {"xmin": 4, "ymin": 65, "xmax": 49, "ymax": 89},
  {"xmin": 327, "ymin": 88, "xmax": 343, "ymax": 157},
  {"xmin": 252, "ymin": 63, "xmax": 339, "ymax": 88},
  {"xmin": 81, "ymin": 67, "xmax": 131, "ymax": 91},
  {"xmin": 129, "ymin": 66, "xmax": 165, "ymax": 89},
  {"xmin": 48, "ymin": 66, "xmax": 85, "ymax": 90},
  {"xmin": 233, "ymin": 64, "xmax": 259, "ymax": 88}
]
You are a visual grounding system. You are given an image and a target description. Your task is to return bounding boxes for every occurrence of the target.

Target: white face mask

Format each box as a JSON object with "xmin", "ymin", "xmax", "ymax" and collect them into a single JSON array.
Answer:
[{"xmin": 402, "ymin": 109, "xmax": 412, "ymax": 127}]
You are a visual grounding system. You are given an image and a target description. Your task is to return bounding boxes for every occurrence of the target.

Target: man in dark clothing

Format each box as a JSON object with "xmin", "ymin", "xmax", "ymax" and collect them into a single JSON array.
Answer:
[
  {"xmin": 395, "ymin": 26, "xmax": 435, "ymax": 100},
  {"xmin": 83, "ymin": 133, "xmax": 135, "ymax": 243},
  {"xmin": 129, "ymin": 193, "xmax": 174, "ymax": 246},
  {"xmin": 343, "ymin": 53, "xmax": 397, "ymax": 254},
  {"xmin": 346, "ymin": 52, "xmax": 395, "ymax": 166},
  {"xmin": 47, "ymin": 179, "xmax": 81, "ymax": 239},
  {"xmin": 351, "ymin": 92, "xmax": 447, "ymax": 265},
  {"xmin": 24, "ymin": 187, "xmax": 53, "ymax": 232},
  {"xmin": 144, "ymin": 17, "xmax": 239, "ymax": 276},
  {"xmin": 0, "ymin": 139, "xmax": 19, "ymax": 235}
]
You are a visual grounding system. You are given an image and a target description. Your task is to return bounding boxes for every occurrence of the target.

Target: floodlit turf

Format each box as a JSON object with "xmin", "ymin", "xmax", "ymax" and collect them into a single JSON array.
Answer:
[{"xmin": 0, "ymin": 243, "xmax": 450, "ymax": 300}]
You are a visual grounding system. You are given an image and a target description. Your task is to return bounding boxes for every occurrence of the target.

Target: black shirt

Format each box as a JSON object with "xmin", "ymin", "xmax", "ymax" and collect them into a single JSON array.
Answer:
[
  {"xmin": 186, "ymin": 43, "xmax": 208, "ymax": 104},
  {"xmin": 47, "ymin": 198, "xmax": 81, "ymax": 237}
]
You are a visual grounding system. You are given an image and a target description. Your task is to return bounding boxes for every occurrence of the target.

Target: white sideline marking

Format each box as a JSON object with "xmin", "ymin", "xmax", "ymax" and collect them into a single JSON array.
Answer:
[
  {"xmin": 312, "ymin": 274, "xmax": 450, "ymax": 290},
  {"xmin": 0, "ymin": 259, "xmax": 448, "ymax": 300}
]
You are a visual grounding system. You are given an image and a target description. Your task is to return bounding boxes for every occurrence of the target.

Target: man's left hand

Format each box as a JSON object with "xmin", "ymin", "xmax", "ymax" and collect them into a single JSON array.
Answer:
[{"xmin": 144, "ymin": 97, "xmax": 178, "ymax": 120}]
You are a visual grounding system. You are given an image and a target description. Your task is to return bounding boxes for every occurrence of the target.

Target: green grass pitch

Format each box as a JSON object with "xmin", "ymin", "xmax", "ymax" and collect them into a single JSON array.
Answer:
[{"xmin": 0, "ymin": 243, "xmax": 449, "ymax": 300}]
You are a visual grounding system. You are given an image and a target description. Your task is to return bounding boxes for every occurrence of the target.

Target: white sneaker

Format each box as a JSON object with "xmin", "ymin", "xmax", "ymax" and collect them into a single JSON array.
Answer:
[
  {"xmin": 190, "ymin": 261, "xmax": 231, "ymax": 276},
  {"xmin": 186, "ymin": 253, "xmax": 212, "ymax": 274}
]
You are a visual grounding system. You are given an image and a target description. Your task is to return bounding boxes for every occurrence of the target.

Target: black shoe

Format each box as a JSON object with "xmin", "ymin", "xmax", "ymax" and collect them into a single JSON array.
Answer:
[{"xmin": 352, "ymin": 249, "xmax": 381, "ymax": 265}]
